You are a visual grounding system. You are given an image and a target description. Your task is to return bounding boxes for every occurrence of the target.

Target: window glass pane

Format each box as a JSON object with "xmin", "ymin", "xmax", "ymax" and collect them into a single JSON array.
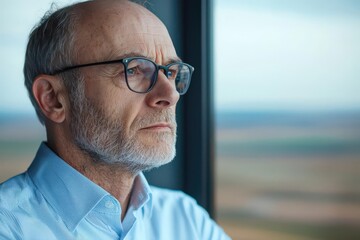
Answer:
[{"xmin": 214, "ymin": 1, "xmax": 360, "ymax": 239}]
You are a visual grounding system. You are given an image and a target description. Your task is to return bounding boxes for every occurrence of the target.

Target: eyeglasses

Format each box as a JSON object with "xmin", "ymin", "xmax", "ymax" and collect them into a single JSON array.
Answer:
[{"xmin": 52, "ymin": 57, "xmax": 194, "ymax": 95}]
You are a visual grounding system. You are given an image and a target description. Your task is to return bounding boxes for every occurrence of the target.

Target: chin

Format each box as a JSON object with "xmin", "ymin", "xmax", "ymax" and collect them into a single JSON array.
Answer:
[
  {"xmin": 139, "ymin": 131, "xmax": 175, "ymax": 147},
  {"xmin": 118, "ymin": 147, "xmax": 176, "ymax": 174}
]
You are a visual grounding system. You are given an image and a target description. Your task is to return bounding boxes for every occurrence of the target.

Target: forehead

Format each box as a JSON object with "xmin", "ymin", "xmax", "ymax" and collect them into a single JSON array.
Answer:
[{"xmin": 73, "ymin": 1, "xmax": 177, "ymax": 63}]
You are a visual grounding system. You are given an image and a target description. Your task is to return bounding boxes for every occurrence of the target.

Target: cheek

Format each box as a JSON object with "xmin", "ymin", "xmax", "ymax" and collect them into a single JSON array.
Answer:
[
  {"xmin": 83, "ymin": 74, "xmax": 146, "ymax": 133},
  {"xmin": 85, "ymin": 78, "xmax": 125, "ymax": 114},
  {"xmin": 107, "ymin": 92, "xmax": 145, "ymax": 133}
]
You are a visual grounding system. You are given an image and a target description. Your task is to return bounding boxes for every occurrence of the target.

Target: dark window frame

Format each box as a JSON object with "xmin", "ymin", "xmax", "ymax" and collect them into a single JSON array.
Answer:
[{"xmin": 145, "ymin": 0, "xmax": 215, "ymax": 218}]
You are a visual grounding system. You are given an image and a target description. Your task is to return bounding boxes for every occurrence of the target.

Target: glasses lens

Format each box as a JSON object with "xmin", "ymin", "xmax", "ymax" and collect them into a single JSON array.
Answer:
[
  {"xmin": 169, "ymin": 63, "xmax": 192, "ymax": 95},
  {"xmin": 126, "ymin": 58, "xmax": 156, "ymax": 93}
]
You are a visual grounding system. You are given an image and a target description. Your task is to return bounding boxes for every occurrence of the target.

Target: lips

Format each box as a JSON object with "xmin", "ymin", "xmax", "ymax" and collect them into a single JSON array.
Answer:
[{"xmin": 140, "ymin": 122, "xmax": 173, "ymax": 131}]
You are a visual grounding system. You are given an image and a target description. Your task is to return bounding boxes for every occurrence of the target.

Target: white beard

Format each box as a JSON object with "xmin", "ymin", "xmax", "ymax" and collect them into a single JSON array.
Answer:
[{"xmin": 69, "ymin": 81, "xmax": 177, "ymax": 174}]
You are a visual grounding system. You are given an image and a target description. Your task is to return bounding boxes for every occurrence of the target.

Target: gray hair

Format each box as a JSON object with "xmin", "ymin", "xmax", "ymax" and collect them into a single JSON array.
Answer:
[{"xmin": 23, "ymin": 3, "xmax": 80, "ymax": 124}]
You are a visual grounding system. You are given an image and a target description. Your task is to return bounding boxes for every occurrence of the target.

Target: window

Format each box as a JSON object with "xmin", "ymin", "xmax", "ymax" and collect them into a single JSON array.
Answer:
[
  {"xmin": 214, "ymin": 1, "xmax": 360, "ymax": 239},
  {"xmin": 0, "ymin": 1, "xmax": 54, "ymax": 182}
]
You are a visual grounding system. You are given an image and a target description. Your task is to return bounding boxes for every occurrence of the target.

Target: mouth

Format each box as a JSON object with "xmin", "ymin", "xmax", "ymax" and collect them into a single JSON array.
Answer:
[{"xmin": 140, "ymin": 122, "xmax": 173, "ymax": 131}]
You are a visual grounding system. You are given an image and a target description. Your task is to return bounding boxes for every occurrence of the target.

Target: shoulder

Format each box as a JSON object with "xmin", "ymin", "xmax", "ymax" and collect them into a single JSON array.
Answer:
[
  {"xmin": 0, "ymin": 174, "xmax": 31, "ymax": 239},
  {"xmin": 150, "ymin": 186, "xmax": 204, "ymax": 216},
  {"xmin": 0, "ymin": 207, "xmax": 23, "ymax": 239},
  {"xmin": 0, "ymin": 172, "xmax": 34, "ymax": 210},
  {"xmin": 149, "ymin": 186, "xmax": 231, "ymax": 240}
]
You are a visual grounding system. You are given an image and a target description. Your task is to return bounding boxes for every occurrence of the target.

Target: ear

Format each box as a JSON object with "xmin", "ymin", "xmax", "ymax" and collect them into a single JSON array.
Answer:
[{"xmin": 32, "ymin": 74, "xmax": 67, "ymax": 123}]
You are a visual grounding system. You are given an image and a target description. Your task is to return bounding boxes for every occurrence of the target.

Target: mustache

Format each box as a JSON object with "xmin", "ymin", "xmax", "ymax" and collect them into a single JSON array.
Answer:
[{"xmin": 133, "ymin": 109, "xmax": 177, "ymax": 130}]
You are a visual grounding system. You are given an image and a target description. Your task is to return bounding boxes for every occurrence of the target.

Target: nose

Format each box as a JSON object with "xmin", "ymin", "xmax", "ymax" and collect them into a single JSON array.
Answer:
[{"xmin": 145, "ymin": 70, "xmax": 180, "ymax": 108}]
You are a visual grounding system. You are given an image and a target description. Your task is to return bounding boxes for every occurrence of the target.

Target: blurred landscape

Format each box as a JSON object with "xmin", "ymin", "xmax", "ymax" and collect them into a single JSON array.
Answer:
[
  {"xmin": 1, "ymin": 111, "xmax": 360, "ymax": 240},
  {"xmin": 216, "ymin": 110, "xmax": 360, "ymax": 240},
  {"xmin": 0, "ymin": 112, "xmax": 45, "ymax": 182}
]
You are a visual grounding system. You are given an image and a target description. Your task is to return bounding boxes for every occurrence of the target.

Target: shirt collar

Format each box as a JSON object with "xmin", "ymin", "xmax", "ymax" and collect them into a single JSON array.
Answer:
[
  {"xmin": 28, "ymin": 143, "xmax": 108, "ymax": 231},
  {"xmin": 130, "ymin": 172, "xmax": 153, "ymax": 219},
  {"xmin": 27, "ymin": 142, "xmax": 153, "ymax": 231}
]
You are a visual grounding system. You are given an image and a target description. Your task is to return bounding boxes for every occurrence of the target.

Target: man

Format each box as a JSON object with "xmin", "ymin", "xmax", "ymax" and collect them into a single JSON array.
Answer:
[{"xmin": 0, "ymin": 0, "xmax": 230, "ymax": 239}]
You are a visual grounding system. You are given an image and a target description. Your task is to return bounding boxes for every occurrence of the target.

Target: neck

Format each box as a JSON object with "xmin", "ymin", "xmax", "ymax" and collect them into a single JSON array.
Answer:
[
  {"xmin": 78, "ymin": 159, "xmax": 136, "ymax": 221},
  {"xmin": 47, "ymin": 134, "xmax": 136, "ymax": 221}
]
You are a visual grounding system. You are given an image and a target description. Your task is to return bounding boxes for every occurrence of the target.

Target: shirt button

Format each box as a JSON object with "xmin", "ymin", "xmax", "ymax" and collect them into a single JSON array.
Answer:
[{"xmin": 105, "ymin": 200, "xmax": 115, "ymax": 209}]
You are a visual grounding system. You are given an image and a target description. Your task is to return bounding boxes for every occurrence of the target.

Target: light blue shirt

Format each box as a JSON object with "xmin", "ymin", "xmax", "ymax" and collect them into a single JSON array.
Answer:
[{"xmin": 0, "ymin": 143, "xmax": 230, "ymax": 240}]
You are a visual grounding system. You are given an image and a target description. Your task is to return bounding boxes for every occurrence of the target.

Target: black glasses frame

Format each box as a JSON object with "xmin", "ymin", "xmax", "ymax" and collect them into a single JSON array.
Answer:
[{"xmin": 51, "ymin": 57, "xmax": 194, "ymax": 95}]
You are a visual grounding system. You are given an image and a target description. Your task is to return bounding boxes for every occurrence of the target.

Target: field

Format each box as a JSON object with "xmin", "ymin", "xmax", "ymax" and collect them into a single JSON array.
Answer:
[
  {"xmin": 216, "ymin": 111, "xmax": 360, "ymax": 240},
  {"xmin": 0, "ymin": 113, "xmax": 45, "ymax": 182}
]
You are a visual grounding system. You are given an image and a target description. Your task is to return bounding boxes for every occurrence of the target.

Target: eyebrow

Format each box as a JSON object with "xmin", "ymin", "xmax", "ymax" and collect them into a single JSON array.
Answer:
[
  {"xmin": 166, "ymin": 57, "xmax": 183, "ymax": 65},
  {"xmin": 109, "ymin": 51, "xmax": 183, "ymax": 65}
]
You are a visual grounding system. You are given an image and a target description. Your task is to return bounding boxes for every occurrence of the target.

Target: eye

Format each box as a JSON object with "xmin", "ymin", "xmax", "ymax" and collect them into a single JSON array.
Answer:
[
  {"xmin": 127, "ymin": 66, "xmax": 138, "ymax": 75},
  {"xmin": 167, "ymin": 69, "xmax": 178, "ymax": 79}
]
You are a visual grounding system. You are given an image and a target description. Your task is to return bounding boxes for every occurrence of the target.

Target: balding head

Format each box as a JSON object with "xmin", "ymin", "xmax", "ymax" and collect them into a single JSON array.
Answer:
[{"xmin": 71, "ymin": 0, "xmax": 176, "ymax": 65}]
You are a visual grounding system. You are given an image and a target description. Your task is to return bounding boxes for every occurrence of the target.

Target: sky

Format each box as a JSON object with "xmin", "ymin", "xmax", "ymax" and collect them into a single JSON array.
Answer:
[
  {"xmin": 214, "ymin": 0, "xmax": 360, "ymax": 111},
  {"xmin": 0, "ymin": 0, "xmax": 359, "ymax": 113}
]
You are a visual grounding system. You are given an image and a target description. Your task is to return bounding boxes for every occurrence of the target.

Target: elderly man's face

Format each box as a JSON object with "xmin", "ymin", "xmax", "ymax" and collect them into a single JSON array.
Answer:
[{"xmin": 68, "ymin": 1, "xmax": 180, "ymax": 173}]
